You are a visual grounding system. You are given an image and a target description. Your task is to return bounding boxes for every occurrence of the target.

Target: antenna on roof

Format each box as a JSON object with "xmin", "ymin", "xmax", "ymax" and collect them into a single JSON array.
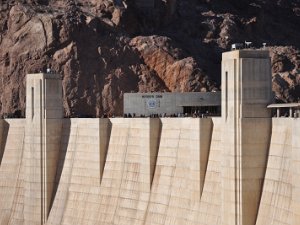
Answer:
[{"xmin": 245, "ymin": 41, "xmax": 252, "ymax": 48}]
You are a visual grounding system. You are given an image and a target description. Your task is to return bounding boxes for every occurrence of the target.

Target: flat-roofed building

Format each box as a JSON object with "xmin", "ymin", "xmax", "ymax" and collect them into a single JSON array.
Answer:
[{"xmin": 123, "ymin": 92, "xmax": 221, "ymax": 116}]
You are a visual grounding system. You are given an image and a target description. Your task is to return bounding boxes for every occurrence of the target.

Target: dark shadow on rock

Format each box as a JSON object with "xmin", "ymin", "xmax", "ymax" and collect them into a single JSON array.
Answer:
[{"xmin": 0, "ymin": 120, "xmax": 9, "ymax": 166}]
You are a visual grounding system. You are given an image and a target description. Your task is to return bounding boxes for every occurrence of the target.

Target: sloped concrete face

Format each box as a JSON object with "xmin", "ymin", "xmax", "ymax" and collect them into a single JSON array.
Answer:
[
  {"xmin": 46, "ymin": 117, "xmax": 213, "ymax": 225},
  {"xmin": 0, "ymin": 117, "xmax": 300, "ymax": 225},
  {"xmin": 256, "ymin": 119, "xmax": 293, "ymax": 225},
  {"xmin": 47, "ymin": 118, "xmax": 110, "ymax": 225},
  {"xmin": 292, "ymin": 119, "xmax": 300, "ymax": 225},
  {"xmin": 0, "ymin": 120, "xmax": 8, "ymax": 166},
  {"xmin": 256, "ymin": 118, "xmax": 300, "ymax": 225},
  {"xmin": 144, "ymin": 118, "xmax": 212, "ymax": 225},
  {"xmin": 47, "ymin": 118, "xmax": 160, "ymax": 225},
  {"xmin": 0, "ymin": 119, "xmax": 25, "ymax": 225},
  {"xmin": 97, "ymin": 118, "xmax": 161, "ymax": 225}
]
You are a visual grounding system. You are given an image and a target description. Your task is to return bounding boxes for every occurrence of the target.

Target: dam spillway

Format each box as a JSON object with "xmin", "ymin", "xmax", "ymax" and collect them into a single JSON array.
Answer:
[{"xmin": 0, "ymin": 49, "xmax": 300, "ymax": 225}]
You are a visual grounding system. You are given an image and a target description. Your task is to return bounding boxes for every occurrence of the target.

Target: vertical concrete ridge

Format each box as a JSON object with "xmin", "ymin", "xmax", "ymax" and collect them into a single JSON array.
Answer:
[
  {"xmin": 221, "ymin": 118, "xmax": 272, "ymax": 225},
  {"xmin": 96, "ymin": 118, "xmax": 159, "ymax": 225},
  {"xmin": 46, "ymin": 118, "xmax": 108, "ymax": 225},
  {"xmin": 0, "ymin": 120, "xmax": 9, "ymax": 166},
  {"xmin": 0, "ymin": 119, "xmax": 26, "ymax": 225},
  {"xmin": 145, "ymin": 118, "xmax": 182, "ymax": 225},
  {"xmin": 144, "ymin": 118, "xmax": 213, "ymax": 225},
  {"xmin": 199, "ymin": 118, "xmax": 213, "ymax": 197},
  {"xmin": 48, "ymin": 120, "xmax": 69, "ymax": 216},
  {"xmin": 149, "ymin": 118, "xmax": 161, "ymax": 187},
  {"xmin": 8, "ymin": 129, "xmax": 26, "ymax": 225},
  {"xmin": 292, "ymin": 119, "xmax": 300, "ymax": 225},
  {"xmin": 197, "ymin": 118, "xmax": 223, "ymax": 225},
  {"xmin": 45, "ymin": 119, "xmax": 63, "ymax": 217},
  {"xmin": 256, "ymin": 119, "xmax": 293, "ymax": 225},
  {"xmin": 221, "ymin": 50, "xmax": 272, "ymax": 225},
  {"xmin": 240, "ymin": 118, "xmax": 271, "ymax": 225},
  {"xmin": 6, "ymin": 120, "xmax": 26, "ymax": 225},
  {"xmin": 99, "ymin": 118, "xmax": 112, "ymax": 183},
  {"xmin": 47, "ymin": 119, "xmax": 78, "ymax": 225},
  {"xmin": 23, "ymin": 74, "xmax": 63, "ymax": 225},
  {"xmin": 55, "ymin": 119, "xmax": 105, "ymax": 225},
  {"xmin": 43, "ymin": 77, "xmax": 63, "ymax": 222},
  {"xmin": 97, "ymin": 118, "xmax": 130, "ymax": 224}
]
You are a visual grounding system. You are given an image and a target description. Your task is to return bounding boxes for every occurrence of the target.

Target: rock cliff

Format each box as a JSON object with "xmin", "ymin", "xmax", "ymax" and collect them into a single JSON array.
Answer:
[{"xmin": 0, "ymin": 0, "xmax": 299, "ymax": 116}]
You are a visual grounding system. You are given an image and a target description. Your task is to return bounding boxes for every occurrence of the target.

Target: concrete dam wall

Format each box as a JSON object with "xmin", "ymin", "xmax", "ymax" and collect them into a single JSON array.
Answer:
[
  {"xmin": 1, "ymin": 49, "xmax": 300, "ymax": 225},
  {"xmin": 0, "ymin": 117, "xmax": 299, "ymax": 225}
]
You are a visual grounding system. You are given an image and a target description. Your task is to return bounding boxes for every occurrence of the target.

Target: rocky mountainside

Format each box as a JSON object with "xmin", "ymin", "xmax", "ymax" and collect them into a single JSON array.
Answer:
[{"xmin": 0, "ymin": 0, "xmax": 299, "ymax": 117}]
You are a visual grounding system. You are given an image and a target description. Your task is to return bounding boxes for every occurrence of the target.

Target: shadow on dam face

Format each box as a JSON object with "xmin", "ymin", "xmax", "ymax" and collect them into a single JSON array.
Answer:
[
  {"xmin": 150, "ymin": 118, "xmax": 162, "ymax": 187},
  {"xmin": 100, "ymin": 119, "xmax": 112, "ymax": 184},
  {"xmin": 49, "ymin": 119, "xmax": 71, "ymax": 213},
  {"xmin": 48, "ymin": 118, "xmax": 113, "ymax": 213},
  {"xmin": 0, "ymin": 120, "xmax": 9, "ymax": 166}
]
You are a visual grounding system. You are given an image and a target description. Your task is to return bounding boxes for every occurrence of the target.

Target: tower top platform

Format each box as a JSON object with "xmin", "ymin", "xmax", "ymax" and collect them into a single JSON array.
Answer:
[
  {"xmin": 27, "ymin": 73, "xmax": 61, "ymax": 80},
  {"xmin": 222, "ymin": 49, "xmax": 269, "ymax": 59},
  {"xmin": 221, "ymin": 49, "xmax": 272, "ymax": 118},
  {"xmin": 26, "ymin": 73, "xmax": 63, "ymax": 120}
]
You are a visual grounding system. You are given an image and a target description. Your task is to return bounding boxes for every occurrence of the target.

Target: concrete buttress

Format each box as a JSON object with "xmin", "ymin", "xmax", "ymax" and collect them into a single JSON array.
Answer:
[
  {"xmin": 24, "ymin": 73, "xmax": 63, "ymax": 225},
  {"xmin": 221, "ymin": 50, "xmax": 272, "ymax": 225}
]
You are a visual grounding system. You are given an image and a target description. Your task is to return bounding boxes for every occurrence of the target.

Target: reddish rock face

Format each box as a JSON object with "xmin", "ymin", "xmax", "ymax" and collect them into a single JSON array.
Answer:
[
  {"xmin": 270, "ymin": 47, "xmax": 300, "ymax": 103},
  {"xmin": 130, "ymin": 36, "xmax": 217, "ymax": 93},
  {"xmin": 0, "ymin": 0, "xmax": 299, "ymax": 117}
]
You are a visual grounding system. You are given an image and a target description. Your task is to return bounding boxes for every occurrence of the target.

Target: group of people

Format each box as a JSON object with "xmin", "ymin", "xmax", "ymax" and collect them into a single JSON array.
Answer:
[{"xmin": 122, "ymin": 111, "xmax": 212, "ymax": 118}]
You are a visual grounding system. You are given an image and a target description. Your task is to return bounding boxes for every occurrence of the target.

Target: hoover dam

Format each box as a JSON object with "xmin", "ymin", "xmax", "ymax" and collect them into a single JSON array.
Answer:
[{"xmin": 0, "ymin": 49, "xmax": 299, "ymax": 225}]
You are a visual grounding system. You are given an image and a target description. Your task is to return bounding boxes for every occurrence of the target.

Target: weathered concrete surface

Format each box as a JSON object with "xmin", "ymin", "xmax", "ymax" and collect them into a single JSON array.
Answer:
[
  {"xmin": 196, "ymin": 117, "xmax": 223, "ymax": 225},
  {"xmin": 292, "ymin": 119, "xmax": 300, "ymax": 225},
  {"xmin": 0, "ymin": 117, "xmax": 299, "ymax": 225},
  {"xmin": 22, "ymin": 74, "xmax": 63, "ymax": 225},
  {"xmin": 256, "ymin": 118, "xmax": 299, "ymax": 225},
  {"xmin": 47, "ymin": 119, "xmax": 110, "ymax": 225},
  {"xmin": 221, "ymin": 50, "xmax": 272, "ymax": 225},
  {"xmin": 144, "ymin": 118, "xmax": 212, "ymax": 225},
  {"xmin": 0, "ymin": 119, "xmax": 25, "ymax": 225},
  {"xmin": 96, "ymin": 118, "xmax": 161, "ymax": 225}
]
